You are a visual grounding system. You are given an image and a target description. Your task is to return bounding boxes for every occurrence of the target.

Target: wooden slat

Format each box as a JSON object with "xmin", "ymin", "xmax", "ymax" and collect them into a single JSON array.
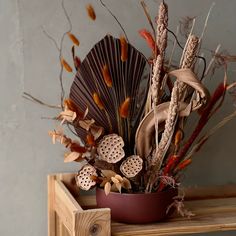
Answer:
[
  {"xmin": 48, "ymin": 175, "xmax": 56, "ymax": 236},
  {"xmin": 48, "ymin": 173, "xmax": 236, "ymax": 236},
  {"xmin": 111, "ymin": 197, "xmax": 236, "ymax": 236},
  {"xmin": 54, "ymin": 180, "xmax": 82, "ymax": 234},
  {"xmin": 74, "ymin": 208, "xmax": 111, "ymax": 236}
]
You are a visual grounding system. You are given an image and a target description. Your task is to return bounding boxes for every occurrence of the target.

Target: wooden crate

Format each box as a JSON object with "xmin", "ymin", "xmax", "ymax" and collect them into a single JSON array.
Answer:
[{"xmin": 48, "ymin": 173, "xmax": 236, "ymax": 236}]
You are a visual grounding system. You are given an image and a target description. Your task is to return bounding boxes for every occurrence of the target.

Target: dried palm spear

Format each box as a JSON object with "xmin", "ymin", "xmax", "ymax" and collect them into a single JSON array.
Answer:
[{"xmin": 70, "ymin": 35, "xmax": 149, "ymax": 152}]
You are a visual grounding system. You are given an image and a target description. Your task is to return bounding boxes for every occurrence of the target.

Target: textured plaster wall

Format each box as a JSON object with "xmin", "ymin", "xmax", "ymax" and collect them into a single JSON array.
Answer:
[{"xmin": 0, "ymin": 0, "xmax": 236, "ymax": 235}]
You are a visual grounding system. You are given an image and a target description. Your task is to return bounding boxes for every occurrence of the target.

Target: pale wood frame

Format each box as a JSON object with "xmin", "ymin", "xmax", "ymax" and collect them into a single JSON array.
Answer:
[{"xmin": 48, "ymin": 173, "xmax": 236, "ymax": 236}]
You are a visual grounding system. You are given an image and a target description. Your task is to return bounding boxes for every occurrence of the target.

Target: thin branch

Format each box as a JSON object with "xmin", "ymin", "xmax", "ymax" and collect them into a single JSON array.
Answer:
[
  {"xmin": 98, "ymin": 0, "xmax": 129, "ymax": 42},
  {"xmin": 41, "ymin": 27, "xmax": 60, "ymax": 51},
  {"xmin": 23, "ymin": 92, "xmax": 61, "ymax": 109}
]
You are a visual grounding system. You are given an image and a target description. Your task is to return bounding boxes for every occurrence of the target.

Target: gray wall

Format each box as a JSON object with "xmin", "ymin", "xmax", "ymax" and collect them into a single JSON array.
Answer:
[{"xmin": 0, "ymin": 0, "xmax": 236, "ymax": 235}]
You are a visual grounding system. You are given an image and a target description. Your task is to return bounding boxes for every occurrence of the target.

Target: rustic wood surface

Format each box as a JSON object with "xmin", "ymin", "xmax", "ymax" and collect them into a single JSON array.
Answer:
[{"xmin": 48, "ymin": 173, "xmax": 236, "ymax": 236}]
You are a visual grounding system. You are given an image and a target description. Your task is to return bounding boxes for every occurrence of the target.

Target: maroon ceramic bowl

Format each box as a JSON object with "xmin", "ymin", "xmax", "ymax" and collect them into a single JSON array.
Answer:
[{"xmin": 96, "ymin": 187, "xmax": 178, "ymax": 224}]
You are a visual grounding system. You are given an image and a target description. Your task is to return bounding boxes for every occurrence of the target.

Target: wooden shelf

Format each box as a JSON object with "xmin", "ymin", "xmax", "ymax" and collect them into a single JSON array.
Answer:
[{"xmin": 48, "ymin": 173, "xmax": 236, "ymax": 236}]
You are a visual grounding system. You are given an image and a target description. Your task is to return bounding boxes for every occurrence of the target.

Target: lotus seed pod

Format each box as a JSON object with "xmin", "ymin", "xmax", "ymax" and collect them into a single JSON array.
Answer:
[
  {"xmin": 97, "ymin": 134, "xmax": 125, "ymax": 163},
  {"xmin": 76, "ymin": 164, "xmax": 97, "ymax": 190},
  {"xmin": 120, "ymin": 155, "xmax": 143, "ymax": 178}
]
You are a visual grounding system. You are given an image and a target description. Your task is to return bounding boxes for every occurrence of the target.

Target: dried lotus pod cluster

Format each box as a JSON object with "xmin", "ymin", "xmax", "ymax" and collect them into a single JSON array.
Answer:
[
  {"xmin": 76, "ymin": 164, "xmax": 97, "ymax": 190},
  {"xmin": 120, "ymin": 155, "xmax": 143, "ymax": 178},
  {"xmin": 97, "ymin": 134, "xmax": 125, "ymax": 163}
]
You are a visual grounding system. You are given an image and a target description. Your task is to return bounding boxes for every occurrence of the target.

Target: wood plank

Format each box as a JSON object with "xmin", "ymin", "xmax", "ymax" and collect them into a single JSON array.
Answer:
[
  {"xmin": 74, "ymin": 208, "xmax": 111, "ymax": 236},
  {"xmin": 48, "ymin": 175, "xmax": 56, "ymax": 236},
  {"xmin": 111, "ymin": 197, "xmax": 236, "ymax": 236},
  {"xmin": 54, "ymin": 180, "xmax": 82, "ymax": 234}
]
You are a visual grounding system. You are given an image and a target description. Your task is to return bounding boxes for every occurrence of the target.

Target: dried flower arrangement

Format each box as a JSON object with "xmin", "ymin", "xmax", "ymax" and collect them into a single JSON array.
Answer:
[{"xmin": 25, "ymin": 1, "xmax": 236, "ymax": 200}]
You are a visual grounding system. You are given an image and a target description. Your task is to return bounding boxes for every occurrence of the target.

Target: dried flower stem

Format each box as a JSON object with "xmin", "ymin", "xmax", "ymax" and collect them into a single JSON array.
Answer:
[{"xmin": 176, "ymin": 82, "xmax": 226, "ymax": 166}]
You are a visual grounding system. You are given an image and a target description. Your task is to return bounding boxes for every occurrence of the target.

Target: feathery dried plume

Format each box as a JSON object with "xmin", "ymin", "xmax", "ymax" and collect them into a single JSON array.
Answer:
[
  {"xmin": 156, "ymin": 1, "xmax": 168, "ymax": 57},
  {"xmin": 178, "ymin": 35, "xmax": 199, "ymax": 99}
]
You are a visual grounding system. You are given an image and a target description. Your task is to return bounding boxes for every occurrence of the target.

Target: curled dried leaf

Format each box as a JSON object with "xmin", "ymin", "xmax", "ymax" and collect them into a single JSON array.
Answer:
[
  {"xmin": 102, "ymin": 64, "xmax": 112, "ymax": 87},
  {"xmin": 120, "ymin": 36, "xmax": 128, "ymax": 62},
  {"xmin": 61, "ymin": 58, "xmax": 73, "ymax": 72},
  {"xmin": 119, "ymin": 97, "xmax": 130, "ymax": 118},
  {"xmin": 86, "ymin": 4, "xmax": 96, "ymax": 21},
  {"xmin": 67, "ymin": 32, "xmax": 80, "ymax": 46},
  {"xmin": 93, "ymin": 93, "xmax": 104, "ymax": 110},
  {"xmin": 97, "ymin": 134, "xmax": 125, "ymax": 163}
]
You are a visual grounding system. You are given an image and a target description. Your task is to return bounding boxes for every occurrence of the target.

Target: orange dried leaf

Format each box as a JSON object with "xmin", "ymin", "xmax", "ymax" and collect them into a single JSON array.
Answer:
[
  {"xmin": 67, "ymin": 32, "xmax": 80, "ymax": 46},
  {"xmin": 102, "ymin": 64, "xmax": 112, "ymax": 87},
  {"xmin": 64, "ymin": 99, "xmax": 77, "ymax": 112},
  {"xmin": 119, "ymin": 97, "xmax": 130, "ymax": 118},
  {"xmin": 138, "ymin": 29, "xmax": 156, "ymax": 53},
  {"xmin": 61, "ymin": 58, "xmax": 73, "ymax": 72},
  {"xmin": 86, "ymin": 133, "xmax": 95, "ymax": 146},
  {"xmin": 86, "ymin": 4, "xmax": 96, "ymax": 21},
  {"xmin": 120, "ymin": 36, "xmax": 128, "ymax": 62},
  {"xmin": 70, "ymin": 143, "xmax": 87, "ymax": 153},
  {"xmin": 93, "ymin": 93, "xmax": 104, "ymax": 110}
]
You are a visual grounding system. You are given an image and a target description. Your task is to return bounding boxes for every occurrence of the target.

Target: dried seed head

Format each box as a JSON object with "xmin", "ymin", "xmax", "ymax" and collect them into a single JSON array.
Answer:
[
  {"xmin": 61, "ymin": 58, "xmax": 73, "ymax": 72},
  {"xmin": 102, "ymin": 64, "xmax": 112, "ymax": 87},
  {"xmin": 120, "ymin": 155, "xmax": 143, "ymax": 178},
  {"xmin": 86, "ymin": 4, "xmax": 96, "ymax": 21},
  {"xmin": 97, "ymin": 134, "xmax": 125, "ymax": 163},
  {"xmin": 93, "ymin": 93, "xmax": 104, "ymax": 110},
  {"xmin": 67, "ymin": 32, "xmax": 80, "ymax": 46},
  {"xmin": 120, "ymin": 36, "xmax": 128, "ymax": 62},
  {"xmin": 76, "ymin": 164, "xmax": 97, "ymax": 190},
  {"xmin": 119, "ymin": 97, "xmax": 130, "ymax": 118}
]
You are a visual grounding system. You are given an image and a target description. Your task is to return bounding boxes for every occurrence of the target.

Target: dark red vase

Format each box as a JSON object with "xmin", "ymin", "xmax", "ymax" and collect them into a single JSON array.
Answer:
[{"xmin": 96, "ymin": 187, "xmax": 178, "ymax": 224}]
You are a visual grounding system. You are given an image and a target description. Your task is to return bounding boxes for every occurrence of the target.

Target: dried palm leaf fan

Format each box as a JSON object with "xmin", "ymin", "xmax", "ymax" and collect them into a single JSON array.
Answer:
[{"xmin": 70, "ymin": 35, "xmax": 149, "ymax": 153}]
